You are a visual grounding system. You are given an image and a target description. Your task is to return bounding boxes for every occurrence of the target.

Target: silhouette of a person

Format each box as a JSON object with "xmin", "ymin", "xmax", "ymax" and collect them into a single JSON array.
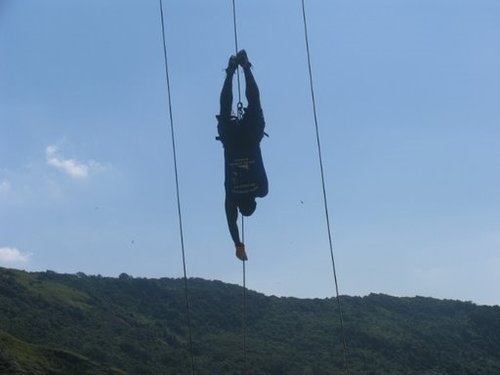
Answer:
[{"xmin": 216, "ymin": 50, "xmax": 268, "ymax": 261}]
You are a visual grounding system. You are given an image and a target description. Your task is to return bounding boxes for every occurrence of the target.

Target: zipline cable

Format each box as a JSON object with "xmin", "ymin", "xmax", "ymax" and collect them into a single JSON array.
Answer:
[
  {"xmin": 300, "ymin": 0, "xmax": 350, "ymax": 373},
  {"xmin": 231, "ymin": 0, "xmax": 247, "ymax": 372},
  {"xmin": 159, "ymin": 1, "xmax": 195, "ymax": 373},
  {"xmin": 231, "ymin": 0, "xmax": 244, "ymax": 118},
  {"xmin": 242, "ymin": 218, "xmax": 247, "ymax": 371}
]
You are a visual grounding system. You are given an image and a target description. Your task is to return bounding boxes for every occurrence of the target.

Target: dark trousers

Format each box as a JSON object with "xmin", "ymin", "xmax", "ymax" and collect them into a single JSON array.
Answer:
[{"xmin": 219, "ymin": 67, "xmax": 261, "ymax": 119}]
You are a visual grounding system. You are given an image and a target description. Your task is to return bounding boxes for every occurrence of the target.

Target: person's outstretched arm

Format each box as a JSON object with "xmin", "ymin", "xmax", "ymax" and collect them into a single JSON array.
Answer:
[
  {"xmin": 225, "ymin": 194, "xmax": 241, "ymax": 246},
  {"xmin": 225, "ymin": 195, "xmax": 248, "ymax": 261}
]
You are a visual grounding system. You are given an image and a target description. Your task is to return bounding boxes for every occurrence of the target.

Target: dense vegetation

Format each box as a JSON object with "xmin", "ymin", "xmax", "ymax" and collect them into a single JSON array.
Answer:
[{"xmin": 0, "ymin": 267, "xmax": 499, "ymax": 374}]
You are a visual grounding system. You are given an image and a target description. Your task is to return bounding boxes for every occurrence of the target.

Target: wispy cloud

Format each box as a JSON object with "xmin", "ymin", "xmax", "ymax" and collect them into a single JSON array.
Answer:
[
  {"xmin": 46, "ymin": 145, "xmax": 105, "ymax": 178},
  {"xmin": 0, "ymin": 179, "xmax": 11, "ymax": 193},
  {"xmin": 0, "ymin": 247, "xmax": 32, "ymax": 263}
]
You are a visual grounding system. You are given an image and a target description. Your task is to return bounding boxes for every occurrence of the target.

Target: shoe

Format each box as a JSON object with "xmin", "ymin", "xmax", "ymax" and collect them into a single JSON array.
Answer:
[
  {"xmin": 236, "ymin": 243, "xmax": 248, "ymax": 261},
  {"xmin": 236, "ymin": 50, "xmax": 251, "ymax": 69},
  {"xmin": 226, "ymin": 55, "xmax": 238, "ymax": 75}
]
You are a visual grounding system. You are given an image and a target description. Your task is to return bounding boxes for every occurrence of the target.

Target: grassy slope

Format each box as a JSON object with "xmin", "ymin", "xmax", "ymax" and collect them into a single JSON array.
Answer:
[{"xmin": 0, "ymin": 328, "xmax": 124, "ymax": 375}]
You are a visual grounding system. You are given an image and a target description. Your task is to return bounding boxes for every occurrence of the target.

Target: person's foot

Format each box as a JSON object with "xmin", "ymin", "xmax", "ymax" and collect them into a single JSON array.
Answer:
[
  {"xmin": 236, "ymin": 50, "xmax": 251, "ymax": 69},
  {"xmin": 236, "ymin": 243, "xmax": 248, "ymax": 261},
  {"xmin": 226, "ymin": 55, "xmax": 238, "ymax": 75}
]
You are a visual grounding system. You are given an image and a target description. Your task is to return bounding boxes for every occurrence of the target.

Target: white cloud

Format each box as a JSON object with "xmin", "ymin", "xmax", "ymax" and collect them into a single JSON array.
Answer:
[
  {"xmin": 46, "ymin": 145, "xmax": 104, "ymax": 178},
  {"xmin": 0, "ymin": 247, "xmax": 32, "ymax": 263},
  {"xmin": 0, "ymin": 179, "xmax": 10, "ymax": 193}
]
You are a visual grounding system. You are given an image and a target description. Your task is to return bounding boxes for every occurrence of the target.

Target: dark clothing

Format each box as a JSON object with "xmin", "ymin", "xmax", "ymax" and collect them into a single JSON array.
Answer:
[
  {"xmin": 217, "ymin": 67, "xmax": 268, "ymax": 203},
  {"xmin": 217, "ymin": 110, "xmax": 268, "ymax": 201},
  {"xmin": 217, "ymin": 66, "xmax": 268, "ymax": 246}
]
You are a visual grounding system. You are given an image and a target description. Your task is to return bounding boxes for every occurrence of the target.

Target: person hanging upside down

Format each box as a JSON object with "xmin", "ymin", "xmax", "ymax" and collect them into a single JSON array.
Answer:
[{"xmin": 216, "ymin": 50, "xmax": 268, "ymax": 261}]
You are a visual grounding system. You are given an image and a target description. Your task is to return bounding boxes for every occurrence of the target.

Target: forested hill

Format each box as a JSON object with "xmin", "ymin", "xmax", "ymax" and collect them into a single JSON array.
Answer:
[{"xmin": 0, "ymin": 267, "xmax": 499, "ymax": 375}]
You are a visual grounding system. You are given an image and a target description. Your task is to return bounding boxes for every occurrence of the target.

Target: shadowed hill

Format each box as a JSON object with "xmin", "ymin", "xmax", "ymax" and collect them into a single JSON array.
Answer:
[{"xmin": 0, "ymin": 267, "xmax": 499, "ymax": 374}]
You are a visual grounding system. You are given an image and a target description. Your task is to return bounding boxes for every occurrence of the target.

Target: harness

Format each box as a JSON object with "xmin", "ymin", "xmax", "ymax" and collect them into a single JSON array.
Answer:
[{"xmin": 215, "ymin": 115, "xmax": 269, "ymax": 142}]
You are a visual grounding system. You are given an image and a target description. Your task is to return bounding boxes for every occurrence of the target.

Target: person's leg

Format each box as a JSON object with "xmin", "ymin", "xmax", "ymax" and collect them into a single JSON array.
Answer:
[
  {"xmin": 220, "ymin": 56, "xmax": 237, "ymax": 119},
  {"xmin": 243, "ymin": 66, "xmax": 261, "ymax": 111},
  {"xmin": 219, "ymin": 74, "xmax": 233, "ymax": 119},
  {"xmin": 237, "ymin": 50, "xmax": 261, "ymax": 111}
]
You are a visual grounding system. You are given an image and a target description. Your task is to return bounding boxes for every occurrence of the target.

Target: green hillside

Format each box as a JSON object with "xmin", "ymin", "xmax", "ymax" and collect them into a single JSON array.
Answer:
[
  {"xmin": 0, "ymin": 327, "xmax": 123, "ymax": 375},
  {"xmin": 0, "ymin": 267, "xmax": 499, "ymax": 374}
]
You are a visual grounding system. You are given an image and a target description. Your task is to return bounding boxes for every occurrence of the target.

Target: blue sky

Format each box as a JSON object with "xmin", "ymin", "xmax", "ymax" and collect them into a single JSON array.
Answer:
[{"xmin": 1, "ymin": 0, "xmax": 499, "ymax": 306}]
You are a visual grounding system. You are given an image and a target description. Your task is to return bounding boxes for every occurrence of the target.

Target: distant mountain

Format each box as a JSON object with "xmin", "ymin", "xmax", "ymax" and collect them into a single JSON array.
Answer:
[{"xmin": 0, "ymin": 267, "xmax": 499, "ymax": 374}]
